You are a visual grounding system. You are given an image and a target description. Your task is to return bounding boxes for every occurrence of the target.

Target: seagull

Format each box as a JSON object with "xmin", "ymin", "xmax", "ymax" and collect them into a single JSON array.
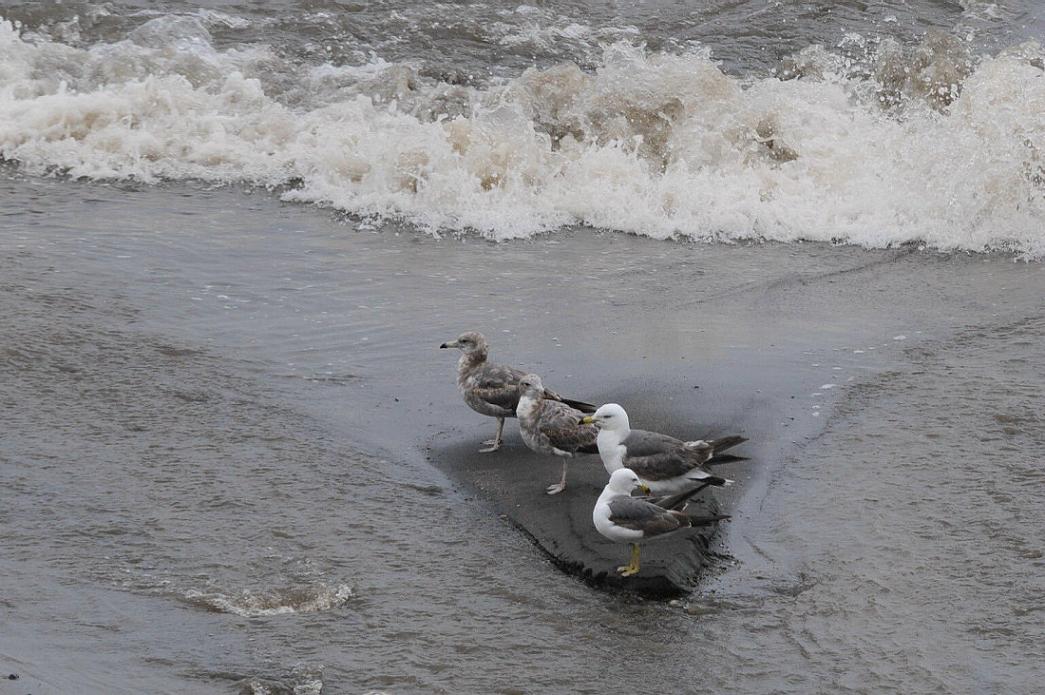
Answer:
[
  {"xmin": 594, "ymin": 468, "xmax": 730, "ymax": 576},
  {"xmin": 581, "ymin": 403, "xmax": 746, "ymax": 495},
  {"xmin": 516, "ymin": 373, "xmax": 598, "ymax": 495},
  {"xmin": 440, "ymin": 331, "xmax": 593, "ymax": 453}
]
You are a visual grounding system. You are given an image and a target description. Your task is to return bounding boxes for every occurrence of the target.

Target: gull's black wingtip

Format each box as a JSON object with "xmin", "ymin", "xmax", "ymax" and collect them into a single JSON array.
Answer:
[
  {"xmin": 706, "ymin": 453, "xmax": 748, "ymax": 467},
  {"xmin": 560, "ymin": 397, "xmax": 598, "ymax": 413}
]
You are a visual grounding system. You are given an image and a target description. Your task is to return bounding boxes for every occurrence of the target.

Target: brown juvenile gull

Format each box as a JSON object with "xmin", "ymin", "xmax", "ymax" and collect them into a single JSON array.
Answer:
[
  {"xmin": 594, "ymin": 468, "xmax": 730, "ymax": 576},
  {"xmin": 516, "ymin": 373, "xmax": 598, "ymax": 495},
  {"xmin": 440, "ymin": 331, "xmax": 594, "ymax": 453},
  {"xmin": 581, "ymin": 403, "xmax": 746, "ymax": 495}
]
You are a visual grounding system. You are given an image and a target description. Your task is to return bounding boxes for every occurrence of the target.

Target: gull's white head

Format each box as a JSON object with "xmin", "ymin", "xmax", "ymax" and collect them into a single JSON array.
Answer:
[
  {"xmin": 606, "ymin": 467, "xmax": 648, "ymax": 495},
  {"xmin": 585, "ymin": 403, "xmax": 630, "ymax": 432},
  {"xmin": 518, "ymin": 373, "xmax": 545, "ymax": 397}
]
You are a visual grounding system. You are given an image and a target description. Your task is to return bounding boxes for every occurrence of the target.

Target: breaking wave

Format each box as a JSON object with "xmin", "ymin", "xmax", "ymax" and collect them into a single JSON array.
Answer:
[{"xmin": 1, "ymin": 16, "xmax": 1043, "ymax": 254}]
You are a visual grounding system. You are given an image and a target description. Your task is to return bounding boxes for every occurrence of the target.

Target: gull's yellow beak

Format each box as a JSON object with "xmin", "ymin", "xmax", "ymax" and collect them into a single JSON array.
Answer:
[
  {"xmin": 638, "ymin": 483, "xmax": 651, "ymax": 495},
  {"xmin": 579, "ymin": 415, "xmax": 594, "ymax": 425}
]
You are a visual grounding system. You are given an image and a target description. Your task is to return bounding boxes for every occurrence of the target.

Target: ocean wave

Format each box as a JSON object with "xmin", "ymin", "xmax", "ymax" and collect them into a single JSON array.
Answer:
[{"xmin": 1, "ymin": 17, "xmax": 1043, "ymax": 255}]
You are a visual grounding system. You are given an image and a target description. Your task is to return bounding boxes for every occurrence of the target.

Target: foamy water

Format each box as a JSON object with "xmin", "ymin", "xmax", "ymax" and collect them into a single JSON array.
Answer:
[
  {"xmin": 1, "ymin": 15, "xmax": 1043, "ymax": 253},
  {"xmin": 181, "ymin": 583, "xmax": 354, "ymax": 617},
  {"xmin": 2, "ymin": 7, "xmax": 1045, "ymax": 257}
]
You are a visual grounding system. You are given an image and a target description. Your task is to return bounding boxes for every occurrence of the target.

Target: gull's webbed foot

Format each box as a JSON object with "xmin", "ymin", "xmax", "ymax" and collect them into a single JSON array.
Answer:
[{"xmin": 617, "ymin": 544, "xmax": 641, "ymax": 576}]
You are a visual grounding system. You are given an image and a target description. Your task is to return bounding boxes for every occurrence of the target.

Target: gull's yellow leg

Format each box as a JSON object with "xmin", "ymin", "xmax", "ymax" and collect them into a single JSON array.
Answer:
[{"xmin": 617, "ymin": 544, "xmax": 641, "ymax": 576}]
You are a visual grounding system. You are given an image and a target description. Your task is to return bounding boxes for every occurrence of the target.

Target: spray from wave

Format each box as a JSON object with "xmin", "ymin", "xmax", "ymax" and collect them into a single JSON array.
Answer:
[
  {"xmin": 1, "ymin": 16, "xmax": 1043, "ymax": 254},
  {"xmin": 180, "ymin": 582, "xmax": 354, "ymax": 617}
]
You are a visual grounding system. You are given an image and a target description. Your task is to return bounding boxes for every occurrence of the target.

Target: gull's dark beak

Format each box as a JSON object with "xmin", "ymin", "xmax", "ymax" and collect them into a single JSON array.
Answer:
[
  {"xmin": 579, "ymin": 415, "xmax": 595, "ymax": 425},
  {"xmin": 440, "ymin": 340, "xmax": 458, "ymax": 349}
]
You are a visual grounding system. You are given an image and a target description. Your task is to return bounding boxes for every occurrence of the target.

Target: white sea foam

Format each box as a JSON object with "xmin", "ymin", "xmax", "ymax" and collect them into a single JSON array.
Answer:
[
  {"xmin": 1, "ymin": 18, "xmax": 1043, "ymax": 255},
  {"xmin": 238, "ymin": 669, "xmax": 324, "ymax": 695},
  {"xmin": 181, "ymin": 582, "xmax": 354, "ymax": 616}
]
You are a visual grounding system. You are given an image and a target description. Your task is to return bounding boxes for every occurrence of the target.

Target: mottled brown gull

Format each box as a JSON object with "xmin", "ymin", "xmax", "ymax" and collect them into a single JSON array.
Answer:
[
  {"xmin": 440, "ymin": 331, "xmax": 593, "ymax": 453},
  {"xmin": 516, "ymin": 373, "xmax": 598, "ymax": 495}
]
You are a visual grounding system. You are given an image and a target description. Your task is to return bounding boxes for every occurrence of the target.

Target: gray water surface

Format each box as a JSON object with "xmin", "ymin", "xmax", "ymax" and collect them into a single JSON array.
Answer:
[
  {"xmin": 6, "ymin": 0, "xmax": 1042, "ymax": 76},
  {"xmin": 2, "ymin": 175, "xmax": 1043, "ymax": 693}
]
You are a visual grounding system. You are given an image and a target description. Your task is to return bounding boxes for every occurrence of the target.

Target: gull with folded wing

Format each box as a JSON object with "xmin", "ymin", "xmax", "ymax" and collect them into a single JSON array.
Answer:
[
  {"xmin": 440, "ymin": 331, "xmax": 594, "ymax": 453},
  {"xmin": 594, "ymin": 468, "xmax": 731, "ymax": 576}
]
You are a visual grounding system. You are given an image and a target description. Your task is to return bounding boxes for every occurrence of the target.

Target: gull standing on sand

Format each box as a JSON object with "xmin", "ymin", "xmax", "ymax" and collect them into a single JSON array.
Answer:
[
  {"xmin": 594, "ymin": 468, "xmax": 730, "ymax": 576},
  {"xmin": 581, "ymin": 403, "xmax": 746, "ymax": 495},
  {"xmin": 516, "ymin": 374, "xmax": 598, "ymax": 495},
  {"xmin": 440, "ymin": 331, "xmax": 593, "ymax": 452}
]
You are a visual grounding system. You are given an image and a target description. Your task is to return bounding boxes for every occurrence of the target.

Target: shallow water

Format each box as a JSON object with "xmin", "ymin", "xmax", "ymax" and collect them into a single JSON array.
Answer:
[{"xmin": 2, "ymin": 175, "xmax": 1044, "ymax": 693}]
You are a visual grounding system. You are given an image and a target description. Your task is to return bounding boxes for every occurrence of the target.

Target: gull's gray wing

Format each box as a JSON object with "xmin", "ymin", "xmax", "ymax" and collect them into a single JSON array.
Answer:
[
  {"xmin": 538, "ymin": 400, "xmax": 598, "ymax": 453},
  {"xmin": 621, "ymin": 429, "xmax": 686, "ymax": 456},
  {"xmin": 621, "ymin": 429, "xmax": 705, "ymax": 481},
  {"xmin": 470, "ymin": 362, "xmax": 525, "ymax": 411},
  {"xmin": 607, "ymin": 496, "xmax": 685, "ymax": 538}
]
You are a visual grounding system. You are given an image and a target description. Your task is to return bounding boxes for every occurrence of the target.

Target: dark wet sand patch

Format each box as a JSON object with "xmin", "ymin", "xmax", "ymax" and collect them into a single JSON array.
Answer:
[
  {"xmin": 427, "ymin": 384, "xmax": 767, "ymax": 598},
  {"xmin": 430, "ymin": 437, "xmax": 725, "ymax": 598}
]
